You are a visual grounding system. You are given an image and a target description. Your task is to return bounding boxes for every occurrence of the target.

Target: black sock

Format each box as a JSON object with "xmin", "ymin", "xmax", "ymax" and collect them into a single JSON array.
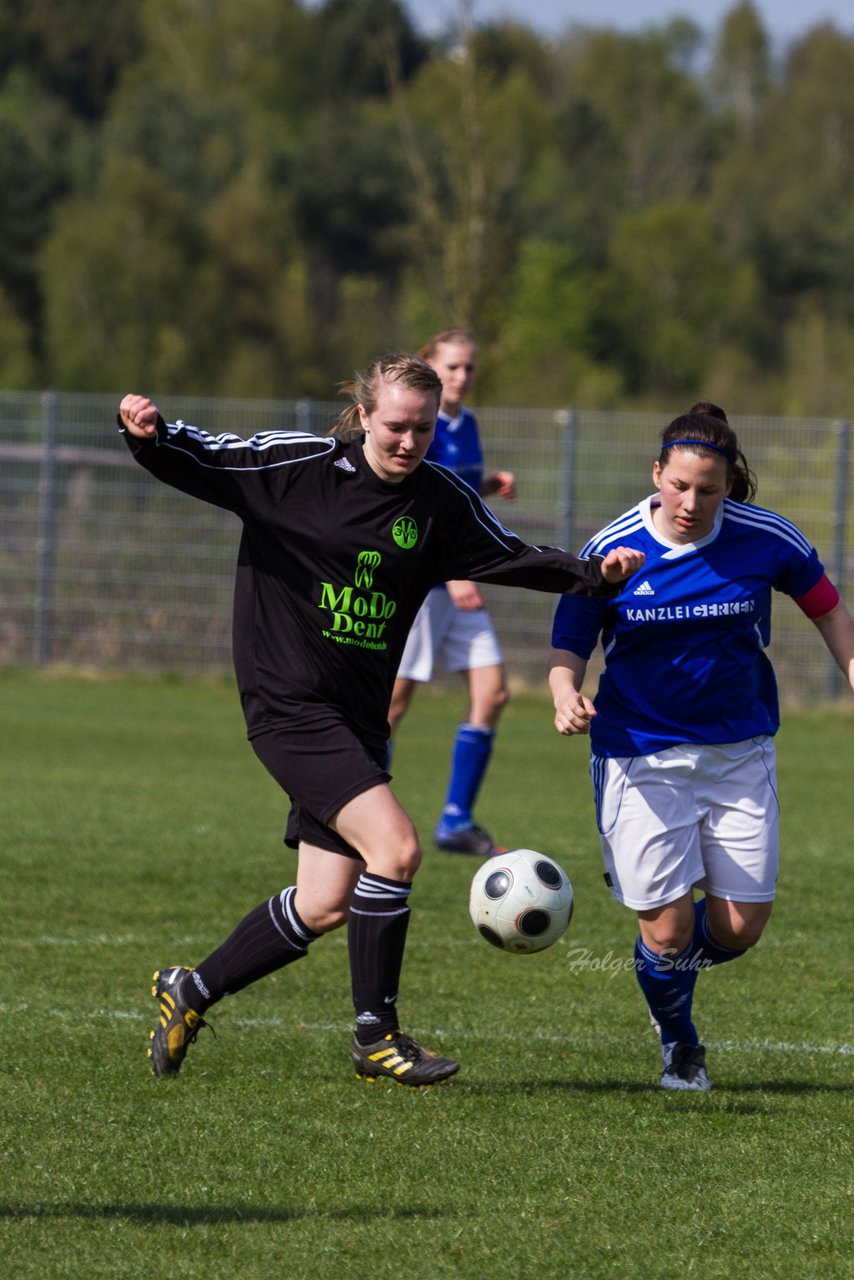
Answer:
[
  {"xmin": 349, "ymin": 872, "xmax": 412, "ymax": 1045},
  {"xmin": 185, "ymin": 886, "xmax": 318, "ymax": 1012}
]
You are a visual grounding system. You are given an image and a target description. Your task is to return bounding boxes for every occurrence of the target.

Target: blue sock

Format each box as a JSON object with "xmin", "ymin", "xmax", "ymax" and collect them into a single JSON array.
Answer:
[
  {"xmin": 692, "ymin": 897, "xmax": 747, "ymax": 966},
  {"xmin": 634, "ymin": 936, "xmax": 699, "ymax": 1048},
  {"xmin": 440, "ymin": 723, "xmax": 494, "ymax": 829}
]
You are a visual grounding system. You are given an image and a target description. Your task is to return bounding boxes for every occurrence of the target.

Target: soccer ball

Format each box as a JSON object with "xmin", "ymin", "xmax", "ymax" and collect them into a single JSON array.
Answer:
[{"xmin": 468, "ymin": 848, "xmax": 574, "ymax": 954}]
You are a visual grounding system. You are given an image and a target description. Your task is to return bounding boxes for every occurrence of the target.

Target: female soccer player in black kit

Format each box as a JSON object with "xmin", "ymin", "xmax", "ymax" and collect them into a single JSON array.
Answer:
[{"xmin": 120, "ymin": 354, "xmax": 644, "ymax": 1086}]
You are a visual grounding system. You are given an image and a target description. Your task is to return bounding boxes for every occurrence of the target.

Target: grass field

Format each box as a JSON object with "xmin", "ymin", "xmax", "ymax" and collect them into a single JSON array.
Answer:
[{"xmin": 1, "ymin": 669, "xmax": 852, "ymax": 1278}]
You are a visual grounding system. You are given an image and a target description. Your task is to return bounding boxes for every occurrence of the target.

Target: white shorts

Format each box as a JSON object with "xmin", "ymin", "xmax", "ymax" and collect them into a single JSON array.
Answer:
[
  {"xmin": 590, "ymin": 737, "xmax": 779, "ymax": 910},
  {"xmin": 396, "ymin": 588, "xmax": 503, "ymax": 682}
]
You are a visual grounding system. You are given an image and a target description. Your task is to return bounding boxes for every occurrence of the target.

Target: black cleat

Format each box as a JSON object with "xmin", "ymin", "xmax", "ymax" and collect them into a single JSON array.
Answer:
[
  {"xmin": 148, "ymin": 966, "xmax": 209, "ymax": 1077},
  {"xmin": 351, "ymin": 1031, "xmax": 460, "ymax": 1087}
]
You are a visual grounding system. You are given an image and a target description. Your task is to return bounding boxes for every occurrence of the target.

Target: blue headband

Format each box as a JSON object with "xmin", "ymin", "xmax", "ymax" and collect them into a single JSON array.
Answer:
[{"xmin": 661, "ymin": 438, "xmax": 734, "ymax": 463}]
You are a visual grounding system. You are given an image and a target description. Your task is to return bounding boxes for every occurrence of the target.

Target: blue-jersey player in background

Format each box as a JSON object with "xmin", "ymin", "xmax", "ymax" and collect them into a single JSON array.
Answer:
[
  {"xmin": 548, "ymin": 404, "xmax": 854, "ymax": 1091},
  {"xmin": 389, "ymin": 329, "xmax": 517, "ymax": 858}
]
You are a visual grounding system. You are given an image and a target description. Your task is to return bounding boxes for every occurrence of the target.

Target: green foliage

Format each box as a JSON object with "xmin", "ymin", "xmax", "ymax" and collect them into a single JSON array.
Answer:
[
  {"xmin": 489, "ymin": 239, "xmax": 622, "ymax": 406},
  {"xmin": 0, "ymin": 282, "xmax": 36, "ymax": 387},
  {"xmin": 41, "ymin": 158, "xmax": 228, "ymax": 392},
  {"xmin": 0, "ymin": 0, "xmax": 143, "ymax": 119},
  {"xmin": 1, "ymin": 2, "xmax": 854, "ymax": 408},
  {"xmin": 1, "ymin": 671, "xmax": 852, "ymax": 1278},
  {"xmin": 600, "ymin": 200, "xmax": 762, "ymax": 395}
]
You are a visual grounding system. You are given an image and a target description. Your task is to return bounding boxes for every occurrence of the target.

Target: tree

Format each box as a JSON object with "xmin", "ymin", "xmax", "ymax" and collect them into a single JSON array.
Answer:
[
  {"xmin": 0, "ymin": 70, "xmax": 81, "ymax": 351},
  {"xmin": 551, "ymin": 23, "xmax": 713, "ymax": 213},
  {"xmin": 709, "ymin": 1, "xmax": 771, "ymax": 143},
  {"xmin": 0, "ymin": 282, "xmax": 36, "ymax": 388},
  {"xmin": 0, "ymin": 0, "xmax": 142, "ymax": 119},
  {"xmin": 488, "ymin": 239, "xmax": 621, "ymax": 407},
  {"xmin": 597, "ymin": 200, "xmax": 761, "ymax": 397},
  {"xmin": 388, "ymin": 20, "xmax": 550, "ymax": 332},
  {"xmin": 41, "ymin": 158, "xmax": 230, "ymax": 392}
]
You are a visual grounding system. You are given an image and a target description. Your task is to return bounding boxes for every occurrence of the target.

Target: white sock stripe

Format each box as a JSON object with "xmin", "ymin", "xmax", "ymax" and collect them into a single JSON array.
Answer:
[
  {"xmin": 279, "ymin": 886, "xmax": 315, "ymax": 942},
  {"xmin": 458, "ymin": 723, "xmax": 495, "ymax": 739},
  {"xmin": 266, "ymin": 887, "xmax": 310, "ymax": 948},
  {"xmin": 354, "ymin": 874, "xmax": 411, "ymax": 901},
  {"xmin": 349, "ymin": 905, "xmax": 411, "ymax": 919},
  {"xmin": 267, "ymin": 894, "xmax": 290, "ymax": 943}
]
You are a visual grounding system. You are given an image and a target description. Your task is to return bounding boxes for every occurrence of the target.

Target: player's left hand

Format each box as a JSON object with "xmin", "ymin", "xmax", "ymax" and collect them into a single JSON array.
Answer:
[{"xmin": 601, "ymin": 546, "xmax": 646, "ymax": 584}]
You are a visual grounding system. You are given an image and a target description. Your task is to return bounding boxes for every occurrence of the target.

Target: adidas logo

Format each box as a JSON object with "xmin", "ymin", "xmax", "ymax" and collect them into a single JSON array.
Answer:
[
  {"xmin": 334, "ymin": 456, "xmax": 356, "ymax": 472},
  {"xmin": 633, "ymin": 580, "xmax": 655, "ymax": 596}
]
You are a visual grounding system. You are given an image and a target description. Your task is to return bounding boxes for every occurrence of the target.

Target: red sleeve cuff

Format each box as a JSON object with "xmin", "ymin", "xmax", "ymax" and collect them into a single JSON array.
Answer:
[{"xmin": 793, "ymin": 573, "xmax": 840, "ymax": 619}]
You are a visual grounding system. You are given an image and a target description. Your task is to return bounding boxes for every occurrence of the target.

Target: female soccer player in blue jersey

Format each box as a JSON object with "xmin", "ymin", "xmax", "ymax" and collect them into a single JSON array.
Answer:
[
  {"xmin": 119, "ymin": 354, "xmax": 644, "ymax": 1087},
  {"xmin": 548, "ymin": 406, "xmax": 854, "ymax": 1091},
  {"xmin": 389, "ymin": 329, "xmax": 517, "ymax": 857}
]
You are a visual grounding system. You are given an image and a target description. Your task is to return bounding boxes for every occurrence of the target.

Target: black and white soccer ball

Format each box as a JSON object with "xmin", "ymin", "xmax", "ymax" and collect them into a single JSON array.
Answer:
[{"xmin": 469, "ymin": 848, "xmax": 574, "ymax": 954}]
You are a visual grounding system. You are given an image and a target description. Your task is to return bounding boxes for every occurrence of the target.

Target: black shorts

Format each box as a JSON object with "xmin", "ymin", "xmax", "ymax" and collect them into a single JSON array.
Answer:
[{"xmin": 250, "ymin": 710, "xmax": 390, "ymax": 860}]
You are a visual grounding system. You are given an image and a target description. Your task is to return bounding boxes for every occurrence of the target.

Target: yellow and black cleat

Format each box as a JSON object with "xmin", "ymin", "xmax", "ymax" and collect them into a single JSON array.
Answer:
[
  {"xmin": 350, "ymin": 1031, "xmax": 459, "ymax": 1087},
  {"xmin": 147, "ymin": 966, "xmax": 210, "ymax": 1076}
]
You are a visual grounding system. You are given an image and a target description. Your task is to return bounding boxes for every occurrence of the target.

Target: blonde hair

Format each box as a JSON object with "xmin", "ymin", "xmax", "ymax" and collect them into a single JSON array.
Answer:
[
  {"xmin": 330, "ymin": 353, "xmax": 442, "ymax": 439},
  {"xmin": 417, "ymin": 328, "xmax": 478, "ymax": 361}
]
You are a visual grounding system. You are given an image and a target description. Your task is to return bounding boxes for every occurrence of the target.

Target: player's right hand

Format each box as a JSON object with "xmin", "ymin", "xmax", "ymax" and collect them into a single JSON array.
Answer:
[
  {"xmin": 553, "ymin": 691, "xmax": 596, "ymax": 736},
  {"xmin": 447, "ymin": 579, "xmax": 485, "ymax": 611},
  {"xmin": 119, "ymin": 394, "xmax": 159, "ymax": 438}
]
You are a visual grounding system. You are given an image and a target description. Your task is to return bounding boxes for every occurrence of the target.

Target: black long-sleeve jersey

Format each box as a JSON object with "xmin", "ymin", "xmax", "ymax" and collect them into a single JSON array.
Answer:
[{"xmin": 122, "ymin": 416, "xmax": 617, "ymax": 751}]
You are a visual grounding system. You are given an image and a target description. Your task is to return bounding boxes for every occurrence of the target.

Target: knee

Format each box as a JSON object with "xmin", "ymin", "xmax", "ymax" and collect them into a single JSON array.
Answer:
[
  {"xmin": 306, "ymin": 904, "xmax": 350, "ymax": 933},
  {"xmin": 714, "ymin": 917, "xmax": 768, "ymax": 950},
  {"xmin": 471, "ymin": 682, "xmax": 509, "ymax": 728},
  {"xmin": 644, "ymin": 923, "xmax": 693, "ymax": 956},
  {"xmin": 393, "ymin": 829, "xmax": 423, "ymax": 880},
  {"xmin": 365, "ymin": 830, "xmax": 423, "ymax": 882},
  {"xmin": 491, "ymin": 683, "xmax": 510, "ymax": 718},
  {"xmin": 707, "ymin": 901, "xmax": 773, "ymax": 951}
]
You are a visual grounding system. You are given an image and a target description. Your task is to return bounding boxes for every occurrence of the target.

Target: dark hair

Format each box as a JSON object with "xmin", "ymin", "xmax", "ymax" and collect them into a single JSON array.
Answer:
[
  {"xmin": 659, "ymin": 412, "xmax": 757, "ymax": 503},
  {"xmin": 687, "ymin": 400, "xmax": 728, "ymax": 423},
  {"xmin": 331, "ymin": 353, "xmax": 442, "ymax": 439},
  {"xmin": 417, "ymin": 328, "xmax": 478, "ymax": 361}
]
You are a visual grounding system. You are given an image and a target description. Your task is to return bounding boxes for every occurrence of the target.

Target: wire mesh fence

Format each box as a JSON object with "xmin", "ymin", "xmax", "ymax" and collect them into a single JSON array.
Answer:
[{"xmin": 1, "ymin": 391, "xmax": 850, "ymax": 703}]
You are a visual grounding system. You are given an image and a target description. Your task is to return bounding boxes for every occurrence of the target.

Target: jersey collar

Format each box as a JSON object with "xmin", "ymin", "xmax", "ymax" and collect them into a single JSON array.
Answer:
[{"xmin": 640, "ymin": 494, "xmax": 724, "ymax": 557}]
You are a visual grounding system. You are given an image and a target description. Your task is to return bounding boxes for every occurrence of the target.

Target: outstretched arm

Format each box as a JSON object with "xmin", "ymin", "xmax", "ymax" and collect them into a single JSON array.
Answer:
[{"xmin": 812, "ymin": 599, "xmax": 854, "ymax": 692}]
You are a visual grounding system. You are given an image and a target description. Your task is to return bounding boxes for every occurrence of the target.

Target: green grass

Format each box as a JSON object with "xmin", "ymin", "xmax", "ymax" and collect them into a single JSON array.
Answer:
[{"xmin": 1, "ymin": 669, "xmax": 852, "ymax": 1278}]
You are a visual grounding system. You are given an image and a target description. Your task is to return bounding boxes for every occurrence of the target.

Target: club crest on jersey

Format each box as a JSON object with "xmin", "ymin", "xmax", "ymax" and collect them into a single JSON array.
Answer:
[{"xmin": 392, "ymin": 516, "xmax": 418, "ymax": 549}]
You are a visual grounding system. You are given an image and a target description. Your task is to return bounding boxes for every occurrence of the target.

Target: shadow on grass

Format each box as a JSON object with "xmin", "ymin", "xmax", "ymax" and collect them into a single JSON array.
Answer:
[
  {"xmin": 0, "ymin": 1202, "xmax": 448, "ymax": 1226},
  {"xmin": 459, "ymin": 1079, "xmax": 854, "ymax": 1097}
]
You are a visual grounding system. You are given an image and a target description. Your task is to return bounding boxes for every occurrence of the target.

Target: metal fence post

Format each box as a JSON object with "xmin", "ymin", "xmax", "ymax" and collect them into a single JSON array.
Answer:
[
  {"xmin": 34, "ymin": 390, "xmax": 59, "ymax": 666},
  {"xmin": 296, "ymin": 398, "xmax": 315, "ymax": 435},
  {"xmin": 828, "ymin": 418, "xmax": 851, "ymax": 699},
  {"xmin": 557, "ymin": 408, "xmax": 577, "ymax": 551}
]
